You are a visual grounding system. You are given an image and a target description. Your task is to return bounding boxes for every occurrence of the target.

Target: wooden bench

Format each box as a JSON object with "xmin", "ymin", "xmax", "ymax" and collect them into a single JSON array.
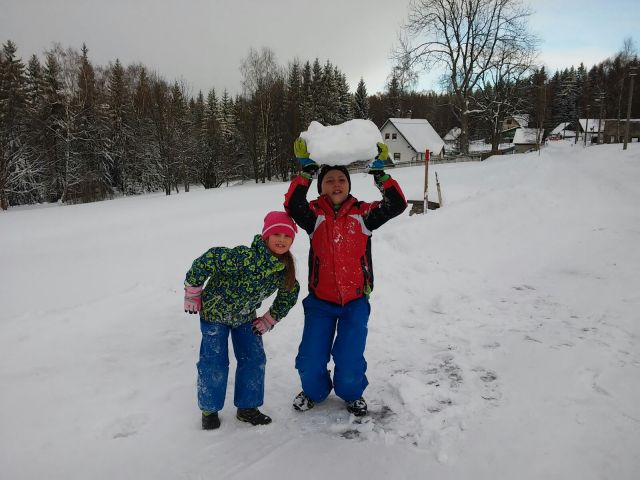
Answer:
[{"xmin": 407, "ymin": 199, "xmax": 440, "ymax": 216}]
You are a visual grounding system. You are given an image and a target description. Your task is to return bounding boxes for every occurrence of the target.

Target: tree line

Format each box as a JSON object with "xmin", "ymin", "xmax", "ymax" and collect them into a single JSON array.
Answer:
[
  {"xmin": 397, "ymin": 0, "xmax": 639, "ymax": 153},
  {"xmin": 0, "ymin": 42, "xmax": 371, "ymax": 209},
  {"xmin": 1, "ymin": 32, "xmax": 638, "ymax": 210}
]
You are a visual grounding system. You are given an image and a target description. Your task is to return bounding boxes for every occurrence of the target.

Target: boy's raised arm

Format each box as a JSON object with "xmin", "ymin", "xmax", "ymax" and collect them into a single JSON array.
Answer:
[
  {"xmin": 363, "ymin": 143, "xmax": 408, "ymax": 230},
  {"xmin": 284, "ymin": 138, "xmax": 318, "ymax": 234}
]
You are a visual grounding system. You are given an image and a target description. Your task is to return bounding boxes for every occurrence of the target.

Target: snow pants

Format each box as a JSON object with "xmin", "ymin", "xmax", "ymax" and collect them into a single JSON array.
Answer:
[
  {"xmin": 197, "ymin": 319, "xmax": 266, "ymax": 413},
  {"xmin": 295, "ymin": 294, "xmax": 370, "ymax": 402}
]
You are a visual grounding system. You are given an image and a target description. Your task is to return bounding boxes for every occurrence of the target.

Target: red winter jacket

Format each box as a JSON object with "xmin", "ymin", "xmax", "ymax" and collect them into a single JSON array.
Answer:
[{"xmin": 284, "ymin": 174, "xmax": 407, "ymax": 306}]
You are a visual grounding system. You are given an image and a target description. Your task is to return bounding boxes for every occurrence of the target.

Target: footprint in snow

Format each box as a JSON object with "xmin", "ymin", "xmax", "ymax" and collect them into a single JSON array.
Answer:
[{"xmin": 105, "ymin": 413, "xmax": 149, "ymax": 440}]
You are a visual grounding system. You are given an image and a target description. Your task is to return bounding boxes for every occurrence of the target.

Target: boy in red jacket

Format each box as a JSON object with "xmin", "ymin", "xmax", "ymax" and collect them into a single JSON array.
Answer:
[{"xmin": 284, "ymin": 138, "xmax": 407, "ymax": 416}]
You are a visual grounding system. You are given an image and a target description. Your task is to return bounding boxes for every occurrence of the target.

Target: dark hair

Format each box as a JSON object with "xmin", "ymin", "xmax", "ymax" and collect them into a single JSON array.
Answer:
[
  {"xmin": 277, "ymin": 251, "xmax": 297, "ymax": 290},
  {"xmin": 317, "ymin": 165, "xmax": 351, "ymax": 194}
]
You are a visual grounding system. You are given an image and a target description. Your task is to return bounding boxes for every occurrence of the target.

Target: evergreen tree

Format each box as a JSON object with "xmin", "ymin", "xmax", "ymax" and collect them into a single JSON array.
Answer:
[
  {"xmin": 335, "ymin": 69, "xmax": 352, "ymax": 123},
  {"xmin": 300, "ymin": 60, "xmax": 313, "ymax": 129},
  {"xmin": 353, "ymin": 77, "xmax": 369, "ymax": 119},
  {"xmin": 40, "ymin": 51, "xmax": 66, "ymax": 201},
  {"xmin": 67, "ymin": 44, "xmax": 112, "ymax": 203},
  {"xmin": 200, "ymin": 88, "xmax": 222, "ymax": 188},
  {"xmin": 285, "ymin": 60, "xmax": 302, "ymax": 139},
  {"xmin": 147, "ymin": 77, "xmax": 174, "ymax": 195},
  {"xmin": 106, "ymin": 59, "xmax": 134, "ymax": 194},
  {"xmin": 130, "ymin": 66, "xmax": 158, "ymax": 192},
  {"xmin": 311, "ymin": 58, "xmax": 324, "ymax": 123},
  {"xmin": 23, "ymin": 54, "xmax": 48, "ymax": 203},
  {"xmin": 320, "ymin": 61, "xmax": 337, "ymax": 124},
  {"xmin": 554, "ymin": 68, "xmax": 579, "ymax": 125},
  {"xmin": 385, "ymin": 73, "xmax": 401, "ymax": 118},
  {"xmin": 0, "ymin": 40, "xmax": 31, "ymax": 208},
  {"xmin": 218, "ymin": 90, "xmax": 238, "ymax": 182},
  {"xmin": 168, "ymin": 81, "xmax": 192, "ymax": 193}
]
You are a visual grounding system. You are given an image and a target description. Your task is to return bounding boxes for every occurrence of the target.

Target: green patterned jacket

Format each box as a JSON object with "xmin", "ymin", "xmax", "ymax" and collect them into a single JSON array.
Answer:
[{"xmin": 185, "ymin": 234, "xmax": 300, "ymax": 327}]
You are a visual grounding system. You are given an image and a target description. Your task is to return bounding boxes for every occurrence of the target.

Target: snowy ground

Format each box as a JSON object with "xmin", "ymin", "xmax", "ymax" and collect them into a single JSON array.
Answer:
[{"xmin": 1, "ymin": 141, "xmax": 639, "ymax": 479}]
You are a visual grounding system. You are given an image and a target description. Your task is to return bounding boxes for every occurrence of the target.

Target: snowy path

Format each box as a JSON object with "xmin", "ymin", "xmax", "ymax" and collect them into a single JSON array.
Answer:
[{"xmin": 1, "ymin": 142, "xmax": 639, "ymax": 479}]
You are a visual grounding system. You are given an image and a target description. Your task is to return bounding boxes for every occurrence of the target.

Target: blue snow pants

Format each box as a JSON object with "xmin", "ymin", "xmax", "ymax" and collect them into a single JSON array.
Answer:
[
  {"xmin": 295, "ymin": 294, "xmax": 370, "ymax": 402},
  {"xmin": 197, "ymin": 319, "xmax": 266, "ymax": 413}
]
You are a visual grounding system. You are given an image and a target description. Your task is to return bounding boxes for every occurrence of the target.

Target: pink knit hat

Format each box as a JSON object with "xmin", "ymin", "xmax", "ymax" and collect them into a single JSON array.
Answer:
[{"xmin": 261, "ymin": 211, "xmax": 297, "ymax": 241}]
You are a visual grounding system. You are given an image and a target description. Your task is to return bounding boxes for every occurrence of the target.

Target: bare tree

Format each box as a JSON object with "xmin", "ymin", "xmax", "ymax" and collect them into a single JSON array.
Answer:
[
  {"xmin": 477, "ymin": 37, "xmax": 537, "ymax": 151},
  {"xmin": 239, "ymin": 47, "xmax": 282, "ymax": 182},
  {"xmin": 398, "ymin": 0, "xmax": 536, "ymax": 153},
  {"xmin": 613, "ymin": 37, "xmax": 638, "ymax": 140}
]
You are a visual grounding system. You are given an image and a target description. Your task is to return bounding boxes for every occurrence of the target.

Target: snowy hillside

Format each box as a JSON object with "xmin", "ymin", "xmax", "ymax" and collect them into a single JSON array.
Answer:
[{"xmin": 1, "ymin": 141, "xmax": 639, "ymax": 480}]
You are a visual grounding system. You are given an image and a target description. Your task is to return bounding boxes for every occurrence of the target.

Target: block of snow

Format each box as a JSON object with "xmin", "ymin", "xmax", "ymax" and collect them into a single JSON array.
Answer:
[{"xmin": 300, "ymin": 119, "xmax": 383, "ymax": 166}]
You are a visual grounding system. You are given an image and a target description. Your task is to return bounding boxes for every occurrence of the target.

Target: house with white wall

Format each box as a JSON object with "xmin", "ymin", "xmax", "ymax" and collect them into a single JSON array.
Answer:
[
  {"xmin": 379, "ymin": 118, "xmax": 445, "ymax": 164},
  {"xmin": 444, "ymin": 127, "xmax": 461, "ymax": 153},
  {"xmin": 513, "ymin": 127, "xmax": 544, "ymax": 153},
  {"xmin": 550, "ymin": 122, "xmax": 577, "ymax": 139}
]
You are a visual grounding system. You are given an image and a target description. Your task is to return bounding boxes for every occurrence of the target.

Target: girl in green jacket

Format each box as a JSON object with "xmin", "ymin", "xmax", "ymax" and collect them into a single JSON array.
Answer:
[{"xmin": 184, "ymin": 211, "xmax": 300, "ymax": 430}]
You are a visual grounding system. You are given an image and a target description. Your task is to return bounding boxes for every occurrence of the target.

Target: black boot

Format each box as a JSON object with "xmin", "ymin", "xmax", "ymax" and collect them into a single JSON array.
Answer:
[
  {"xmin": 292, "ymin": 391, "xmax": 315, "ymax": 412},
  {"xmin": 236, "ymin": 408, "xmax": 272, "ymax": 426},
  {"xmin": 201, "ymin": 411, "xmax": 221, "ymax": 430},
  {"xmin": 346, "ymin": 397, "xmax": 368, "ymax": 417}
]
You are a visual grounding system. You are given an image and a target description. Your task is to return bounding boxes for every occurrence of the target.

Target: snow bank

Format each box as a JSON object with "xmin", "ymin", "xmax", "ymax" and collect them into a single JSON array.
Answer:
[
  {"xmin": 2, "ymin": 141, "xmax": 639, "ymax": 480},
  {"xmin": 300, "ymin": 119, "xmax": 382, "ymax": 165}
]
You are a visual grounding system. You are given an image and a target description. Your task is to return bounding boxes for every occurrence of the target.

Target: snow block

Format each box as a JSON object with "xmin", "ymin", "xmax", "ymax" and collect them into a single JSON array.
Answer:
[{"xmin": 300, "ymin": 120, "xmax": 383, "ymax": 166}]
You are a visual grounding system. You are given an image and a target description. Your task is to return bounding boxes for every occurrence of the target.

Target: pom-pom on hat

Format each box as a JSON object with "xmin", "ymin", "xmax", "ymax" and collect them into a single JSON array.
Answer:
[
  {"xmin": 317, "ymin": 165, "xmax": 351, "ymax": 194},
  {"xmin": 261, "ymin": 211, "xmax": 298, "ymax": 241}
]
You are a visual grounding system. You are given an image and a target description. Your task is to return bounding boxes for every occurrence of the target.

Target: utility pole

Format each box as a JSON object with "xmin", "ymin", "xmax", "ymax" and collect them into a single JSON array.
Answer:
[
  {"xmin": 623, "ymin": 67, "xmax": 637, "ymax": 150},
  {"xmin": 584, "ymin": 105, "xmax": 590, "ymax": 147},
  {"xmin": 596, "ymin": 93, "xmax": 605, "ymax": 144}
]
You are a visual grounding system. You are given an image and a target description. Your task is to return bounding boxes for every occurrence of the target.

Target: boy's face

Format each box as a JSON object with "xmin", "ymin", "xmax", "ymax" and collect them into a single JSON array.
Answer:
[
  {"xmin": 266, "ymin": 233, "xmax": 293, "ymax": 256},
  {"xmin": 320, "ymin": 170, "xmax": 349, "ymax": 205}
]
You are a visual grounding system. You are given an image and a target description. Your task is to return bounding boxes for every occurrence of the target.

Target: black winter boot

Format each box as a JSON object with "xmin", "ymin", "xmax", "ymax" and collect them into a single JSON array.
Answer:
[
  {"xmin": 201, "ymin": 411, "xmax": 221, "ymax": 430},
  {"xmin": 236, "ymin": 408, "xmax": 272, "ymax": 426},
  {"xmin": 292, "ymin": 391, "xmax": 315, "ymax": 412},
  {"xmin": 346, "ymin": 397, "xmax": 367, "ymax": 417}
]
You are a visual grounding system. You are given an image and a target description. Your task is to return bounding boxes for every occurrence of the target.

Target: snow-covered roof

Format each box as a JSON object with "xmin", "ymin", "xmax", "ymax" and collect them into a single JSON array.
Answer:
[
  {"xmin": 468, "ymin": 140, "xmax": 513, "ymax": 153},
  {"xmin": 444, "ymin": 127, "xmax": 461, "ymax": 141},
  {"xmin": 551, "ymin": 122, "xmax": 575, "ymax": 135},
  {"xmin": 508, "ymin": 114, "xmax": 530, "ymax": 128},
  {"xmin": 383, "ymin": 118, "xmax": 445, "ymax": 154},
  {"xmin": 513, "ymin": 127, "xmax": 543, "ymax": 144}
]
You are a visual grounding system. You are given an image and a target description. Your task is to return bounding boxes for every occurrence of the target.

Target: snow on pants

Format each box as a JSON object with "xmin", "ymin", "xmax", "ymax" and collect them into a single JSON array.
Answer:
[
  {"xmin": 295, "ymin": 294, "xmax": 370, "ymax": 402},
  {"xmin": 197, "ymin": 320, "xmax": 266, "ymax": 413}
]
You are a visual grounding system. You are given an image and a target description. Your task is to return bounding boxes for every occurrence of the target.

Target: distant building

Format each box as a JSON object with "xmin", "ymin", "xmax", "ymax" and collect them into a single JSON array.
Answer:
[
  {"xmin": 513, "ymin": 127, "xmax": 544, "ymax": 153},
  {"xmin": 443, "ymin": 127, "xmax": 461, "ymax": 153},
  {"xmin": 603, "ymin": 119, "xmax": 640, "ymax": 144},
  {"xmin": 380, "ymin": 118, "xmax": 445, "ymax": 164},
  {"xmin": 501, "ymin": 114, "xmax": 530, "ymax": 143},
  {"xmin": 578, "ymin": 118, "xmax": 606, "ymax": 143},
  {"xmin": 550, "ymin": 122, "xmax": 577, "ymax": 139}
]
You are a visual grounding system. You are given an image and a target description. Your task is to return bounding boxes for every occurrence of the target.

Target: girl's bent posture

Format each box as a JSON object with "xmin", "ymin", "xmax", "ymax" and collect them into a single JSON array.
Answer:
[{"xmin": 184, "ymin": 211, "xmax": 300, "ymax": 429}]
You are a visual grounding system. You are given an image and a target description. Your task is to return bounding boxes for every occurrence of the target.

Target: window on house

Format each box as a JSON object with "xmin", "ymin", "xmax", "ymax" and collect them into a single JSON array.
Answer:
[
  {"xmin": 391, "ymin": 133, "xmax": 397, "ymax": 140},
  {"xmin": 385, "ymin": 133, "xmax": 390, "ymax": 140},
  {"xmin": 394, "ymin": 153, "xmax": 401, "ymax": 161}
]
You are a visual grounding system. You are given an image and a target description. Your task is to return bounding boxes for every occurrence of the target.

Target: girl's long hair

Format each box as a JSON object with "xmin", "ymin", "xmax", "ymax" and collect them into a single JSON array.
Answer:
[{"xmin": 277, "ymin": 251, "xmax": 297, "ymax": 290}]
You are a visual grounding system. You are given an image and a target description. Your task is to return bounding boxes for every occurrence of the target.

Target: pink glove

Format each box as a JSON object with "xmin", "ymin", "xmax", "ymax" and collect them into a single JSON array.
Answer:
[
  {"xmin": 251, "ymin": 311, "xmax": 277, "ymax": 336},
  {"xmin": 184, "ymin": 285, "xmax": 203, "ymax": 314}
]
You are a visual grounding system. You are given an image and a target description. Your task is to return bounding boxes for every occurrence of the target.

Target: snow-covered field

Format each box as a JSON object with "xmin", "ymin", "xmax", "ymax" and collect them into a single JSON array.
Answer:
[{"xmin": 1, "ymin": 141, "xmax": 639, "ymax": 480}]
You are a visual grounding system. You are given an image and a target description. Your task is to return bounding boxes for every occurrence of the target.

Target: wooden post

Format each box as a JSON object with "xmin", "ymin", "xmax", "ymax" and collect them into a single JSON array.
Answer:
[
  {"xmin": 423, "ymin": 149, "xmax": 430, "ymax": 213},
  {"xmin": 436, "ymin": 171, "xmax": 443, "ymax": 207},
  {"xmin": 624, "ymin": 67, "xmax": 637, "ymax": 150}
]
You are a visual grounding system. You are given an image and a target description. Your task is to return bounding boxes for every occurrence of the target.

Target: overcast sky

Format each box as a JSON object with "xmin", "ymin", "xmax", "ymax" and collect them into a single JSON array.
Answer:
[{"xmin": 1, "ymin": 0, "xmax": 637, "ymax": 96}]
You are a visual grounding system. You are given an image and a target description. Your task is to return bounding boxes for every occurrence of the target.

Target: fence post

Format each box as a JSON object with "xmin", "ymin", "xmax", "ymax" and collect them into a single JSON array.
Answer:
[{"xmin": 423, "ymin": 149, "xmax": 430, "ymax": 213}]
